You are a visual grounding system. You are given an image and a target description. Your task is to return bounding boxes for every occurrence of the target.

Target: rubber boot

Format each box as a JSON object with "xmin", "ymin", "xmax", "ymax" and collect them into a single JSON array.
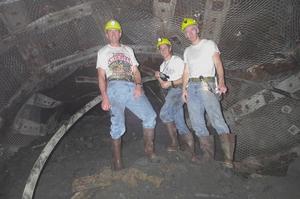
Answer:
[
  {"xmin": 111, "ymin": 138, "xmax": 123, "ymax": 171},
  {"xmin": 143, "ymin": 128, "xmax": 157, "ymax": 159},
  {"xmin": 181, "ymin": 132, "xmax": 199, "ymax": 163},
  {"xmin": 219, "ymin": 133, "xmax": 236, "ymax": 169},
  {"xmin": 165, "ymin": 122, "xmax": 178, "ymax": 152},
  {"xmin": 198, "ymin": 135, "xmax": 215, "ymax": 162}
]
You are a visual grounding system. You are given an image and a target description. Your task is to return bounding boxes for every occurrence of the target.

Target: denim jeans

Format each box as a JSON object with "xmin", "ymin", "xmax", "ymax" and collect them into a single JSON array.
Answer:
[
  {"xmin": 107, "ymin": 80, "xmax": 157, "ymax": 139},
  {"xmin": 187, "ymin": 81, "xmax": 229, "ymax": 137},
  {"xmin": 160, "ymin": 87, "xmax": 190, "ymax": 135}
]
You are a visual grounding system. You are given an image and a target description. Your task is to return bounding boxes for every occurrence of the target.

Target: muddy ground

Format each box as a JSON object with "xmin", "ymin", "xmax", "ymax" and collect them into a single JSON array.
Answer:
[{"xmin": 1, "ymin": 103, "xmax": 300, "ymax": 199}]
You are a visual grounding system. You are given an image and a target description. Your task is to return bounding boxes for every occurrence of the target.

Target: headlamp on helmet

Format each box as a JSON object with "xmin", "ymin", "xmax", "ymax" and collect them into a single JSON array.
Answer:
[
  {"xmin": 104, "ymin": 19, "xmax": 122, "ymax": 31},
  {"xmin": 181, "ymin": 18, "xmax": 197, "ymax": 32},
  {"xmin": 156, "ymin": 37, "xmax": 172, "ymax": 49}
]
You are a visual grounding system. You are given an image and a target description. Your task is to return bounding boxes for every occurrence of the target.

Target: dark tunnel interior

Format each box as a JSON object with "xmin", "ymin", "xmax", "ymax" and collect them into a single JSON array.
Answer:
[{"xmin": 0, "ymin": 0, "xmax": 300, "ymax": 198}]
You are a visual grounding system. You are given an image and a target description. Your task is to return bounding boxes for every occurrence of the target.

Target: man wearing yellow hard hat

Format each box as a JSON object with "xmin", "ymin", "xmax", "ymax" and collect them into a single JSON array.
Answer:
[
  {"xmin": 96, "ymin": 19, "xmax": 157, "ymax": 170},
  {"xmin": 154, "ymin": 37, "xmax": 198, "ymax": 162},
  {"xmin": 181, "ymin": 18, "xmax": 236, "ymax": 169}
]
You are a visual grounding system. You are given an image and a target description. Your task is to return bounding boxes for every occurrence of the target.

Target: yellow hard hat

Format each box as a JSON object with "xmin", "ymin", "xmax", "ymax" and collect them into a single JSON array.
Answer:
[
  {"xmin": 104, "ymin": 19, "xmax": 122, "ymax": 31},
  {"xmin": 181, "ymin": 18, "xmax": 197, "ymax": 31},
  {"xmin": 156, "ymin": 37, "xmax": 172, "ymax": 49}
]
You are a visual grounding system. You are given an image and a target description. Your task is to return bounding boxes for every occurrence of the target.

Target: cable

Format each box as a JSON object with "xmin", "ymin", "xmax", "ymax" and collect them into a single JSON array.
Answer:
[
  {"xmin": 22, "ymin": 96, "xmax": 102, "ymax": 199},
  {"xmin": 21, "ymin": 77, "xmax": 163, "ymax": 199}
]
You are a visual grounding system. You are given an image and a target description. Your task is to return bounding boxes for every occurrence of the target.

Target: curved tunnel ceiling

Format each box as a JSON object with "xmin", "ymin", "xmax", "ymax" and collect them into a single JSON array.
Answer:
[{"xmin": 0, "ymin": 0, "xmax": 299, "ymax": 162}]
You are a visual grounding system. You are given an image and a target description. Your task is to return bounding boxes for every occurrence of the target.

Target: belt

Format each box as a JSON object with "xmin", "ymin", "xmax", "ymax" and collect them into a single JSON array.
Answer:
[
  {"xmin": 107, "ymin": 77, "xmax": 134, "ymax": 82},
  {"xmin": 168, "ymin": 85, "xmax": 182, "ymax": 89},
  {"xmin": 189, "ymin": 76, "xmax": 215, "ymax": 82}
]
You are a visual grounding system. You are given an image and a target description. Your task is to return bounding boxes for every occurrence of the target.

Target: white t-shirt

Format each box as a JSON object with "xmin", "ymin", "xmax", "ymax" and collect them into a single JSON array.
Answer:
[
  {"xmin": 159, "ymin": 55, "xmax": 184, "ymax": 81},
  {"xmin": 96, "ymin": 44, "xmax": 139, "ymax": 79},
  {"xmin": 183, "ymin": 39, "xmax": 220, "ymax": 78}
]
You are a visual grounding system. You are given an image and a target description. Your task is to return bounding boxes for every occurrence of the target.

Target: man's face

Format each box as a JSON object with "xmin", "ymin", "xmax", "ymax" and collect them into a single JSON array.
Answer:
[
  {"xmin": 159, "ymin": 44, "xmax": 172, "ymax": 59},
  {"xmin": 184, "ymin": 25, "xmax": 199, "ymax": 42},
  {"xmin": 106, "ymin": 29, "xmax": 121, "ymax": 44}
]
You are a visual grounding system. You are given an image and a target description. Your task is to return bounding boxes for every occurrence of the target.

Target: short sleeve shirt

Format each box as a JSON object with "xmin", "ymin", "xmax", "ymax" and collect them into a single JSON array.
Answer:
[
  {"xmin": 183, "ymin": 39, "xmax": 220, "ymax": 78},
  {"xmin": 159, "ymin": 55, "xmax": 184, "ymax": 81},
  {"xmin": 96, "ymin": 44, "xmax": 139, "ymax": 80}
]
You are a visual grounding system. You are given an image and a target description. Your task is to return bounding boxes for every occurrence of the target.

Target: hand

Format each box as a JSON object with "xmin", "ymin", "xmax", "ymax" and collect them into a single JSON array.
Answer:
[
  {"xmin": 182, "ymin": 89, "xmax": 188, "ymax": 103},
  {"xmin": 217, "ymin": 83, "xmax": 228, "ymax": 94},
  {"xmin": 134, "ymin": 84, "xmax": 143, "ymax": 98},
  {"xmin": 160, "ymin": 81, "xmax": 171, "ymax": 89},
  {"xmin": 155, "ymin": 71, "xmax": 160, "ymax": 79},
  {"xmin": 101, "ymin": 96, "xmax": 111, "ymax": 111}
]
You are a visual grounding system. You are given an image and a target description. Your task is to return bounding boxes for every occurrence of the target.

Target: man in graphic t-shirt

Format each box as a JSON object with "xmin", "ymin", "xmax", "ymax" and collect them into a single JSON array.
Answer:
[
  {"xmin": 181, "ymin": 18, "xmax": 236, "ymax": 169},
  {"xmin": 96, "ymin": 19, "xmax": 157, "ymax": 170},
  {"xmin": 154, "ymin": 37, "xmax": 198, "ymax": 162}
]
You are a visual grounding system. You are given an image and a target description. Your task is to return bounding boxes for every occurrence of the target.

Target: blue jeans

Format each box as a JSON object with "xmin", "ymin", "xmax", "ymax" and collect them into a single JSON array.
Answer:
[
  {"xmin": 107, "ymin": 81, "xmax": 157, "ymax": 139},
  {"xmin": 160, "ymin": 87, "xmax": 190, "ymax": 135},
  {"xmin": 187, "ymin": 81, "xmax": 229, "ymax": 137}
]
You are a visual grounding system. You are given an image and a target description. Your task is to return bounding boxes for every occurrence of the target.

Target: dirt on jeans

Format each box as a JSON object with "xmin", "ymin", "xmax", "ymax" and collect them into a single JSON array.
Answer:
[{"xmin": 1, "ymin": 106, "xmax": 300, "ymax": 199}]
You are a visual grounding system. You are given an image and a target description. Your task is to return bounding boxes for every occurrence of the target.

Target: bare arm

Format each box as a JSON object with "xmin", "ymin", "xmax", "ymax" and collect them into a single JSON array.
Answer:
[
  {"xmin": 155, "ymin": 69, "xmax": 183, "ymax": 89},
  {"xmin": 97, "ymin": 68, "xmax": 111, "ymax": 111},
  {"xmin": 132, "ymin": 65, "xmax": 143, "ymax": 97},
  {"xmin": 213, "ymin": 52, "xmax": 227, "ymax": 93},
  {"xmin": 182, "ymin": 63, "xmax": 189, "ymax": 103},
  {"xmin": 159, "ymin": 77, "xmax": 183, "ymax": 89},
  {"xmin": 182, "ymin": 63, "xmax": 189, "ymax": 91}
]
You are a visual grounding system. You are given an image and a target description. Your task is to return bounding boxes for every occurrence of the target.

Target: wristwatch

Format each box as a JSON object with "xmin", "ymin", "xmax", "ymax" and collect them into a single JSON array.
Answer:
[
  {"xmin": 136, "ymin": 82, "xmax": 143, "ymax": 87},
  {"xmin": 171, "ymin": 81, "xmax": 175, "ymax": 88}
]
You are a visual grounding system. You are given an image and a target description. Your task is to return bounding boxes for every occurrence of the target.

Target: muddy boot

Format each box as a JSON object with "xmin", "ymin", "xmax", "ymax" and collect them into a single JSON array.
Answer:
[
  {"xmin": 219, "ymin": 133, "xmax": 236, "ymax": 169},
  {"xmin": 178, "ymin": 135, "xmax": 187, "ymax": 151},
  {"xmin": 181, "ymin": 132, "xmax": 199, "ymax": 163},
  {"xmin": 143, "ymin": 128, "xmax": 157, "ymax": 160},
  {"xmin": 165, "ymin": 122, "xmax": 178, "ymax": 152},
  {"xmin": 198, "ymin": 135, "xmax": 215, "ymax": 162},
  {"xmin": 111, "ymin": 138, "xmax": 123, "ymax": 171}
]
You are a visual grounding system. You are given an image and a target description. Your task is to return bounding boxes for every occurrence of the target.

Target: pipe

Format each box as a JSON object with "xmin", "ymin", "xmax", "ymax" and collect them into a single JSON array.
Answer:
[
  {"xmin": 22, "ymin": 96, "xmax": 102, "ymax": 199},
  {"xmin": 22, "ymin": 77, "xmax": 160, "ymax": 199}
]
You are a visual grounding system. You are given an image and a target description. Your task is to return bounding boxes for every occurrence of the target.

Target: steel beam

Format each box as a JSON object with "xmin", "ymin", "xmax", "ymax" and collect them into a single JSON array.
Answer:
[
  {"xmin": 201, "ymin": 0, "xmax": 231, "ymax": 43},
  {"xmin": 224, "ymin": 71, "xmax": 300, "ymax": 124}
]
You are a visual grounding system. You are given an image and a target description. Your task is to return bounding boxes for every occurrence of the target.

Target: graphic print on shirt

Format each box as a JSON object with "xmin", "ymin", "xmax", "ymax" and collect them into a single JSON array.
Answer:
[{"xmin": 108, "ymin": 52, "xmax": 133, "ymax": 81}]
